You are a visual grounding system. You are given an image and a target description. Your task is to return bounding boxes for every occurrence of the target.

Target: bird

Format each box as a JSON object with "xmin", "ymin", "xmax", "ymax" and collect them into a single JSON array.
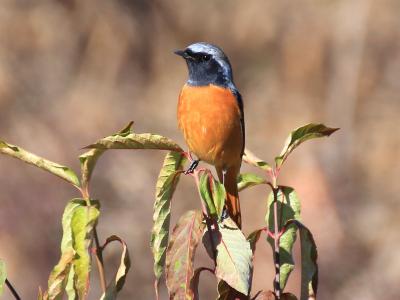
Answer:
[{"xmin": 175, "ymin": 42, "xmax": 244, "ymax": 228}]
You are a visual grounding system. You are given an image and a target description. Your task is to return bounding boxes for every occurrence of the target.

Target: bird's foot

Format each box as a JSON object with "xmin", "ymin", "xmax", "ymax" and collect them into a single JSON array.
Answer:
[{"xmin": 184, "ymin": 159, "xmax": 200, "ymax": 174}]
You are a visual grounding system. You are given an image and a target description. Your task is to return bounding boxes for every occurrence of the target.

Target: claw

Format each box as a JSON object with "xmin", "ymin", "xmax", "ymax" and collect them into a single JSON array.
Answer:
[{"xmin": 184, "ymin": 159, "xmax": 200, "ymax": 174}]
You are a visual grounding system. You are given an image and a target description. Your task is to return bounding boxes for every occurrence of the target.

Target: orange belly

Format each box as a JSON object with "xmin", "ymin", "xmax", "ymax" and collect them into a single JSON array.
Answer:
[{"xmin": 177, "ymin": 84, "xmax": 243, "ymax": 169}]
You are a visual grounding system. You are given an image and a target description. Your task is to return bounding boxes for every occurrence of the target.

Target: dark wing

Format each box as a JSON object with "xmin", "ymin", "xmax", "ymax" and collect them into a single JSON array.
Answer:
[{"xmin": 232, "ymin": 89, "xmax": 245, "ymax": 157}]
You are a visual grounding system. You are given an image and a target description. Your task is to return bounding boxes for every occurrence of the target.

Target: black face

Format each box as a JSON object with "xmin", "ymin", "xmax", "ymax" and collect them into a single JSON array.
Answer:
[{"xmin": 175, "ymin": 46, "xmax": 233, "ymax": 87}]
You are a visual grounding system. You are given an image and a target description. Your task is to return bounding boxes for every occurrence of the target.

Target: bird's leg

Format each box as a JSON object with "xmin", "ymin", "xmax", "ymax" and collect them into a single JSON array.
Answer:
[
  {"xmin": 222, "ymin": 169, "xmax": 227, "ymax": 185},
  {"xmin": 221, "ymin": 168, "xmax": 229, "ymax": 220},
  {"xmin": 184, "ymin": 151, "xmax": 200, "ymax": 174},
  {"xmin": 185, "ymin": 159, "xmax": 199, "ymax": 174}
]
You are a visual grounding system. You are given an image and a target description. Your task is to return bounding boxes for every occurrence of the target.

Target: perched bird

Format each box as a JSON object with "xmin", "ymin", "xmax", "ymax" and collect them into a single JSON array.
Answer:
[{"xmin": 175, "ymin": 42, "xmax": 244, "ymax": 228}]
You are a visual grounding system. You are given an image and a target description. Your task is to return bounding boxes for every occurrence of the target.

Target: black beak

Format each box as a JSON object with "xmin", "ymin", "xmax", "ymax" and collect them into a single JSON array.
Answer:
[{"xmin": 174, "ymin": 49, "xmax": 186, "ymax": 57}]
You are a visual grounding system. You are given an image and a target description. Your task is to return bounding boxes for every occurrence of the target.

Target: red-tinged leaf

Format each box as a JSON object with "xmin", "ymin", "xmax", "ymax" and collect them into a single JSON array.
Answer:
[
  {"xmin": 217, "ymin": 280, "xmax": 248, "ymax": 300},
  {"xmin": 252, "ymin": 290, "xmax": 297, "ymax": 300},
  {"xmin": 253, "ymin": 290, "xmax": 275, "ymax": 300},
  {"xmin": 243, "ymin": 149, "xmax": 272, "ymax": 171},
  {"xmin": 166, "ymin": 210, "xmax": 205, "ymax": 300},
  {"xmin": 151, "ymin": 152, "xmax": 186, "ymax": 285},
  {"xmin": 44, "ymin": 249, "xmax": 75, "ymax": 300},
  {"xmin": 203, "ymin": 217, "xmax": 253, "ymax": 295},
  {"xmin": 275, "ymin": 123, "xmax": 339, "ymax": 167},
  {"xmin": 190, "ymin": 267, "xmax": 214, "ymax": 300},
  {"xmin": 100, "ymin": 235, "xmax": 131, "ymax": 300}
]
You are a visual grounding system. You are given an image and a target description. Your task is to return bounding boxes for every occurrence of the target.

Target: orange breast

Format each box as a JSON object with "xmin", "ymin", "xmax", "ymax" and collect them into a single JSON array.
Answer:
[{"xmin": 177, "ymin": 84, "xmax": 243, "ymax": 168}]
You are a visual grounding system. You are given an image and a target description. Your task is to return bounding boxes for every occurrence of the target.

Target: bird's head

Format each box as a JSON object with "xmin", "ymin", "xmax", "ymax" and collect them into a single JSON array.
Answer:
[{"xmin": 174, "ymin": 42, "xmax": 233, "ymax": 87}]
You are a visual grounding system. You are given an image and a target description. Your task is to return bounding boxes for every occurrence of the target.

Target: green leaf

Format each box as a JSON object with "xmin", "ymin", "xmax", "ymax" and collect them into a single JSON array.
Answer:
[
  {"xmin": 65, "ymin": 268, "xmax": 77, "ymax": 300},
  {"xmin": 100, "ymin": 235, "xmax": 131, "ymax": 300},
  {"xmin": 0, "ymin": 260, "xmax": 6, "ymax": 296},
  {"xmin": 247, "ymin": 229, "xmax": 264, "ymax": 254},
  {"xmin": 243, "ymin": 149, "xmax": 272, "ymax": 171},
  {"xmin": 298, "ymin": 223, "xmax": 318, "ymax": 300},
  {"xmin": 45, "ymin": 249, "xmax": 75, "ymax": 300},
  {"xmin": 71, "ymin": 201, "xmax": 100, "ymax": 299},
  {"xmin": 80, "ymin": 122, "xmax": 136, "ymax": 190},
  {"xmin": 44, "ymin": 199, "xmax": 84, "ymax": 300},
  {"xmin": 237, "ymin": 173, "xmax": 267, "ymax": 192},
  {"xmin": 44, "ymin": 199, "xmax": 99, "ymax": 300},
  {"xmin": 166, "ymin": 210, "xmax": 205, "ymax": 300},
  {"xmin": 199, "ymin": 173, "xmax": 217, "ymax": 217},
  {"xmin": 199, "ymin": 172, "xmax": 226, "ymax": 219},
  {"xmin": 275, "ymin": 123, "xmax": 339, "ymax": 167},
  {"xmin": 203, "ymin": 217, "xmax": 253, "ymax": 295},
  {"xmin": 0, "ymin": 139, "xmax": 80, "ymax": 187},
  {"xmin": 265, "ymin": 187, "xmax": 301, "ymax": 290},
  {"xmin": 151, "ymin": 152, "xmax": 186, "ymax": 283},
  {"xmin": 84, "ymin": 121, "xmax": 183, "ymax": 152}
]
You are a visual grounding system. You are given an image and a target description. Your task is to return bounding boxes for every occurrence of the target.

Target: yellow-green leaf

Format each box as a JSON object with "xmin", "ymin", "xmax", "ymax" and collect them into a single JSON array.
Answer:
[
  {"xmin": 100, "ymin": 235, "xmax": 131, "ymax": 300},
  {"xmin": 79, "ymin": 122, "xmax": 135, "ymax": 190},
  {"xmin": 84, "ymin": 121, "xmax": 183, "ymax": 152},
  {"xmin": 44, "ymin": 199, "xmax": 89, "ymax": 300},
  {"xmin": 203, "ymin": 217, "xmax": 253, "ymax": 295},
  {"xmin": 151, "ymin": 152, "xmax": 186, "ymax": 283},
  {"xmin": 71, "ymin": 202, "xmax": 100, "ymax": 299},
  {"xmin": 166, "ymin": 210, "xmax": 205, "ymax": 300},
  {"xmin": 0, "ymin": 139, "xmax": 79, "ymax": 187},
  {"xmin": 275, "ymin": 123, "xmax": 339, "ymax": 167},
  {"xmin": 237, "ymin": 173, "xmax": 267, "ymax": 192},
  {"xmin": 0, "ymin": 260, "xmax": 6, "ymax": 296},
  {"xmin": 243, "ymin": 149, "xmax": 272, "ymax": 171},
  {"xmin": 79, "ymin": 149, "xmax": 105, "ymax": 191}
]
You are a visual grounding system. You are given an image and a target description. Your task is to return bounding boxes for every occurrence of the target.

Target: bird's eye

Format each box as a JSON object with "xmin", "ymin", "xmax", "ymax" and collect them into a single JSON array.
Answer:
[{"xmin": 202, "ymin": 54, "xmax": 211, "ymax": 61}]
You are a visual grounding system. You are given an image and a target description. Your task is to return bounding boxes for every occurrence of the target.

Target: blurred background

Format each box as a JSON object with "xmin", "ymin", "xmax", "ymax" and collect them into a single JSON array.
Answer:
[{"xmin": 0, "ymin": 0, "xmax": 399, "ymax": 299}]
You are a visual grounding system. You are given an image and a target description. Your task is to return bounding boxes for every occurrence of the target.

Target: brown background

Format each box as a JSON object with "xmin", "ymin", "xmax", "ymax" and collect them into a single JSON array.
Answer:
[{"xmin": 0, "ymin": 0, "xmax": 399, "ymax": 299}]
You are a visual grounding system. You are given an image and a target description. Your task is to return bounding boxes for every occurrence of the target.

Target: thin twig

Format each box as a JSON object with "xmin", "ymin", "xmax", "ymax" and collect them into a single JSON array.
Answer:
[
  {"xmin": 5, "ymin": 278, "xmax": 21, "ymax": 300},
  {"xmin": 154, "ymin": 280, "xmax": 160, "ymax": 300},
  {"xmin": 93, "ymin": 227, "xmax": 107, "ymax": 293}
]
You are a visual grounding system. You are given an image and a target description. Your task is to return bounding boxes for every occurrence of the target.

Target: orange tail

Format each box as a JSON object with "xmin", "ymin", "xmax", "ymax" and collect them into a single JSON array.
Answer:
[{"xmin": 217, "ymin": 165, "xmax": 241, "ymax": 228}]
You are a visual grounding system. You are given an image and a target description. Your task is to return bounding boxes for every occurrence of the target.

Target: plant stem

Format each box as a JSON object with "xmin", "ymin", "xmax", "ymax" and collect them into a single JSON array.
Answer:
[
  {"xmin": 273, "ymin": 187, "xmax": 281, "ymax": 299},
  {"xmin": 5, "ymin": 278, "xmax": 20, "ymax": 300},
  {"xmin": 93, "ymin": 227, "xmax": 107, "ymax": 293},
  {"xmin": 154, "ymin": 280, "xmax": 160, "ymax": 300},
  {"xmin": 80, "ymin": 184, "xmax": 106, "ymax": 293}
]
